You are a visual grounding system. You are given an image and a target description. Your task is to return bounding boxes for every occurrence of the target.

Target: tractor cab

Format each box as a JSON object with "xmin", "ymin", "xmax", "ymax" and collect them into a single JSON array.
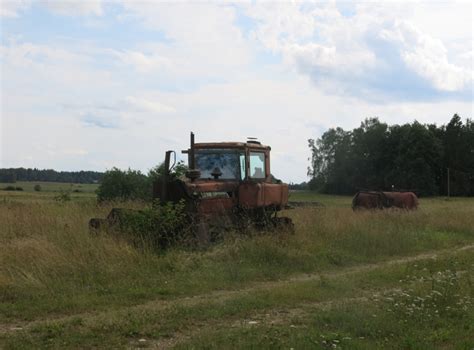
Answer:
[{"xmin": 190, "ymin": 141, "xmax": 270, "ymax": 183}]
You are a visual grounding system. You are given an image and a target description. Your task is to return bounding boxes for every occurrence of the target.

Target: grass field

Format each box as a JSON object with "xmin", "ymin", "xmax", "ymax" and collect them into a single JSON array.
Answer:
[
  {"xmin": 0, "ymin": 186, "xmax": 473, "ymax": 349},
  {"xmin": 0, "ymin": 181, "xmax": 99, "ymax": 193}
]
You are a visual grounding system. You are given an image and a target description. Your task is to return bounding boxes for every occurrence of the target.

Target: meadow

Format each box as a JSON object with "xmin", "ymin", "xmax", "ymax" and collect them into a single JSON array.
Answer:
[{"xmin": 0, "ymin": 185, "xmax": 473, "ymax": 349}]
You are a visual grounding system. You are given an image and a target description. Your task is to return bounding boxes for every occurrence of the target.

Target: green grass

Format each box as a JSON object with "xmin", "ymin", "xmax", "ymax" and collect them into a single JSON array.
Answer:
[
  {"xmin": 176, "ymin": 251, "xmax": 474, "ymax": 349},
  {"xmin": 0, "ymin": 189, "xmax": 473, "ymax": 348},
  {"xmin": 3, "ymin": 250, "xmax": 473, "ymax": 349},
  {"xmin": 289, "ymin": 190, "xmax": 351, "ymax": 206},
  {"xmin": 0, "ymin": 181, "xmax": 98, "ymax": 194}
]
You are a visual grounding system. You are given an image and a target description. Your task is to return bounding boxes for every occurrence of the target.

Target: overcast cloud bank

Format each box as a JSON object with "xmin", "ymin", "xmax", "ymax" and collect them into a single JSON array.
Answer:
[{"xmin": 1, "ymin": 1, "xmax": 472, "ymax": 182}]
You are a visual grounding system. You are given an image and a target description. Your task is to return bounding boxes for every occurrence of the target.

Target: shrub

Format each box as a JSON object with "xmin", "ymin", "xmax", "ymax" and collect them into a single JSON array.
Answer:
[
  {"xmin": 96, "ymin": 168, "xmax": 150, "ymax": 202},
  {"xmin": 96, "ymin": 161, "xmax": 189, "ymax": 203},
  {"xmin": 3, "ymin": 186, "xmax": 16, "ymax": 191},
  {"xmin": 15, "ymin": 187, "xmax": 23, "ymax": 191},
  {"xmin": 119, "ymin": 200, "xmax": 190, "ymax": 250},
  {"xmin": 34, "ymin": 184, "xmax": 42, "ymax": 192}
]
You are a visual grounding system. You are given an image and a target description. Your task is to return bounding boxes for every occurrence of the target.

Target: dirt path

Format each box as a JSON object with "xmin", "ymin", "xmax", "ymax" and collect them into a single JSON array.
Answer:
[{"xmin": 2, "ymin": 243, "xmax": 473, "ymax": 338}]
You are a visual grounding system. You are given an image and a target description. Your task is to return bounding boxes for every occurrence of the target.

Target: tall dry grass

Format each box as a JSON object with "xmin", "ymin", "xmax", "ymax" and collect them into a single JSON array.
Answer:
[{"xmin": 0, "ymin": 194, "xmax": 473, "ymax": 322}]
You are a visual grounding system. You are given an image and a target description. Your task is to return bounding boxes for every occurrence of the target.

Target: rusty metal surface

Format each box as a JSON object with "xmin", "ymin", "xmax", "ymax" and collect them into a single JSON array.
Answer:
[
  {"xmin": 238, "ymin": 182, "xmax": 288, "ymax": 209},
  {"xmin": 193, "ymin": 142, "xmax": 270, "ymax": 150},
  {"xmin": 352, "ymin": 191, "xmax": 418, "ymax": 210},
  {"xmin": 197, "ymin": 197, "xmax": 235, "ymax": 215},
  {"xmin": 383, "ymin": 191, "xmax": 418, "ymax": 209},
  {"xmin": 186, "ymin": 180, "xmax": 239, "ymax": 193}
]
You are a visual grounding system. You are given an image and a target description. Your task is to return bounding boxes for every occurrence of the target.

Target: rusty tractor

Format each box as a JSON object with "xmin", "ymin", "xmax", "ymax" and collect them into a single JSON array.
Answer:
[{"xmin": 90, "ymin": 133, "xmax": 293, "ymax": 243}]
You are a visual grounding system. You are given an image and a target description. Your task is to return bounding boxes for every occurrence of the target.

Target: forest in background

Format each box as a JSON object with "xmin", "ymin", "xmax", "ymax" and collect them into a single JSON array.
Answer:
[
  {"xmin": 0, "ymin": 168, "xmax": 103, "ymax": 184},
  {"xmin": 307, "ymin": 114, "xmax": 474, "ymax": 196}
]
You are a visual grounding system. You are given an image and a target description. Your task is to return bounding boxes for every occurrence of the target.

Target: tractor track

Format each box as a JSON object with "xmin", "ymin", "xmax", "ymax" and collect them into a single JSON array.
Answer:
[{"xmin": 1, "ymin": 243, "xmax": 473, "ymax": 339}]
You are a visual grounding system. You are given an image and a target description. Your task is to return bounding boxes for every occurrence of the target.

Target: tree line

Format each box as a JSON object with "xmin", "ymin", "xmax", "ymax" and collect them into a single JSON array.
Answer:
[
  {"xmin": 308, "ymin": 114, "xmax": 474, "ymax": 196},
  {"xmin": 0, "ymin": 168, "xmax": 104, "ymax": 184}
]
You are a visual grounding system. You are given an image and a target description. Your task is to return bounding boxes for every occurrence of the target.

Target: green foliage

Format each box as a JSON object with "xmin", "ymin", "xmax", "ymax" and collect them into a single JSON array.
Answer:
[
  {"xmin": 147, "ymin": 160, "xmax": 188, "ymax": 182},
  {"xmin": 96, "ymin": 161, "xmax": 188, "ymax": 203},
  {"xmin": 118, "ymin": 200, "xmax": 190, "ymax": 250},
  {"xmin": 96, "ymin": 168, "xmax": 150, "ymax": 202},
  {"xmin": 308, "ymin": 115, "xmax": 474, "ymax": 196},
  {"xmin": 34, "ymin": 184, "xmax": 42, "ymax": 192}
]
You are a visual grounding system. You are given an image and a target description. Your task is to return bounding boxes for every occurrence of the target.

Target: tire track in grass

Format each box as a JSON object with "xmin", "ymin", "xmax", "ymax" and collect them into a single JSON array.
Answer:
[{"xmin": 1, "ymin": 244, "xmax": 473, "ymax": 337}]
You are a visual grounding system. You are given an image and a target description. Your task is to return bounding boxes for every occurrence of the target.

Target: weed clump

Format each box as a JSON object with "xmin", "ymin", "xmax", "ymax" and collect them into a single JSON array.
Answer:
[
  {"xmin": 54, "ymin": 189, "xmax": 71, "ymax": 202},
  {"xmin": 116, "ymin": 200, "xmax": 191, "ymax": 250}
]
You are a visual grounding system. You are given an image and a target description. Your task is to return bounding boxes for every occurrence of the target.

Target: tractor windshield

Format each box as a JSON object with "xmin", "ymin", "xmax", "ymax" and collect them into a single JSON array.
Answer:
[{"xmin": 195, "ymin": 149, "xmax": 245, "ymax": 180}]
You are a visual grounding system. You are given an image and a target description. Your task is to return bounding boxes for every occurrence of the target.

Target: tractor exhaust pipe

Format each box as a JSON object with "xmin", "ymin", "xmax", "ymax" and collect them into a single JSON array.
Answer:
[
  {"xmin": 161, "ymin": 150, "xmax": 173, "ymax": 203},
  {"xmin": 189, "ymin": 132, "xmax": 195, "ymax": 170}
]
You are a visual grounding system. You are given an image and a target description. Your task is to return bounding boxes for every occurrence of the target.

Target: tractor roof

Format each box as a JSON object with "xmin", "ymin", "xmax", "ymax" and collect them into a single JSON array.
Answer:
[{"xmin": 194, "ymin": 142, "xmax": 271, "ymax": 150}]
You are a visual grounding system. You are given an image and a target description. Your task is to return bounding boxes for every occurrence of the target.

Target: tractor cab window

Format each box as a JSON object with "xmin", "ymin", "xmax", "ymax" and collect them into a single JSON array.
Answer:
[
  {"xmin": 249, "ymin": 152, "xmax": 266, "ymax": 179},
  {"xmin": 195, "ymin": 149, "xmax": 244, "ymax": 180}
]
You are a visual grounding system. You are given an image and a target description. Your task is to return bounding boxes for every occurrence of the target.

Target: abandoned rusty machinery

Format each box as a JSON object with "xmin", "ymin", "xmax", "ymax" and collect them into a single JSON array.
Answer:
[{"xmin": 89, "ymin": 132, "xmax": 294, "ymax": 243}]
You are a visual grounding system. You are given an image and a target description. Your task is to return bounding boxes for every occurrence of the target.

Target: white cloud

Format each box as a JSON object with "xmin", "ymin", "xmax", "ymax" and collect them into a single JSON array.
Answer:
[
  {"xmin": 1, "ymin": 0, "xmax": 104, "ymax": 17},
  {"xmin": 39, "ymin": 0, "xmax": 103, "ymax": 16},
  {"xmin": 111, "ymin": 49, "xmax": 172, "ymax": 73},
  {"xmin": 118, "ymin": 2, "xmax": 252, "ymax": 73},
  {"xmin": 383, "ymin": 20, "xmax": 472, "ymax": 91},
  {"xmin": 245, "ymin": 1, "xmax": 473, "ymax": 96},
  {"xmin": 125, "ymin": 96, "xmax": 175, "ymax": 114},
  {"xmin": 0, "ymin": 0, "xmax": 30, "ymax": 17}
]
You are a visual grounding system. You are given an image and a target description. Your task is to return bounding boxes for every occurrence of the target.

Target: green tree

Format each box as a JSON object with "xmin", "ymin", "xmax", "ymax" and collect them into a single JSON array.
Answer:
[
  {"xmin": 350, "ymin": 118, "xmax": 388, "ymax": 190},
  {"xmin": 96, "ymin": 168, "xmax": 150, "ymax": 202},
  {"xmin": 441, "ymin": 114, "xmax": 474, "ymax": 195},
  {"xmin": 307, "ymin": 116, "xmax": 471, "ymax": 196},
  {"xmin": 308, "ymin": 127, "xmax": 353, "ymax": 194},
  {"xmin": 147, "ymin": 160, "xmax": 188, "ymax": 183},
  {"xmin": 384, "ymin": 122, "xmax": 442, "ymax": 195}
]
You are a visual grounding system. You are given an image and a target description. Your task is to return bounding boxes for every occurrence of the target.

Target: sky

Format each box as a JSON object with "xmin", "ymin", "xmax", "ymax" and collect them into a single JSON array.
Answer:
[{"xmin": 0, "ymin": 0, "xmax": 473, "ymax": 183}]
